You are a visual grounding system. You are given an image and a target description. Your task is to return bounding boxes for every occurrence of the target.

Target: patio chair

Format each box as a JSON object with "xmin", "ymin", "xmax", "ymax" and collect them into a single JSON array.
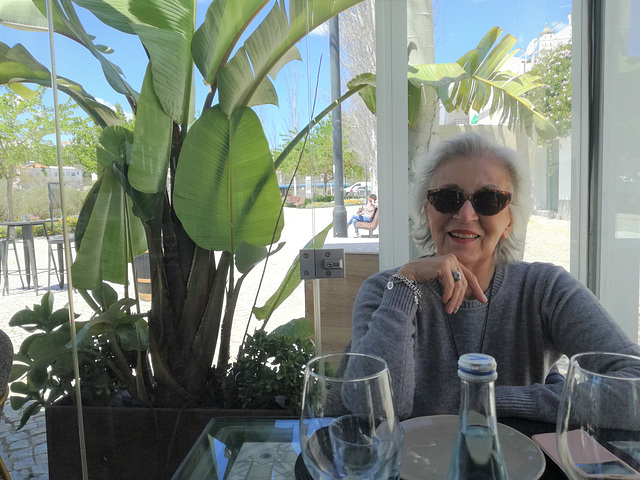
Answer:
[
  {"xmin": 46, "ymin": 182, "xmax": 75, "ymax": 289},
  {"xmin": 0, "ymin": 229, "xmax": 25, "ymax": 296},
  {"xmin": 355, "ymin": 207, "xmax": 379, "ymax": 237}
]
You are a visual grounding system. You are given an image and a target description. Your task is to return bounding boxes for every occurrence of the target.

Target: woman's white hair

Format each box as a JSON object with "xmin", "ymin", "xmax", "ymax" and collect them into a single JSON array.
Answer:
[{"xmin": 411, "ymin": 132, "xmax": 532, "ymax": 266}]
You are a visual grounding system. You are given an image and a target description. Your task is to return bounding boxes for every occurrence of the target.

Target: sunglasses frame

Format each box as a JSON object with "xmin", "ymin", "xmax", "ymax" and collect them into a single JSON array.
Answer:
[{"xmin": 426, "ymin": 188, "xmax": 512, "ymax": 216}]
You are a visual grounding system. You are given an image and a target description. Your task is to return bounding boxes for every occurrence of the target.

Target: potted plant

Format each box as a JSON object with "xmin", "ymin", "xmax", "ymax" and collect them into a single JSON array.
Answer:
[
  {"xmin": 1, "ymin": 1, "xmax": 364, "ymax": 476},
  {"xmin": 8, "ymin": 287, "xmax": 317, "ymax": 479},
  {"xmin": 1, "ymin": 0, "xmax": 368, "ymax": 410}
]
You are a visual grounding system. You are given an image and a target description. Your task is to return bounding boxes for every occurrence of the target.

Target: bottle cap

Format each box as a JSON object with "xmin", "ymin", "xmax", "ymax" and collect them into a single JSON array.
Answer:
[{"xmin": 458, "ymin": 353, "xmax": 497, "ymax": 382}]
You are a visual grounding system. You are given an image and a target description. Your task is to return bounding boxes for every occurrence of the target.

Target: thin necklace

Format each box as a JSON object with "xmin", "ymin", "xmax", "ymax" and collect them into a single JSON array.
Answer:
[{"xmin": 445, "ymin": 275, "xmax": 495, "ymax": 359}]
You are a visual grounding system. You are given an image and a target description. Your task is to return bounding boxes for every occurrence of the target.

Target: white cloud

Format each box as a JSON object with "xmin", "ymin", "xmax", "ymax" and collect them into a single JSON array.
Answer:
[
  {"xmin": 96, "ymin": 97, "xmax": 114, "ymax": 108},
  {"xmin": 96, "ymin": 97, "xmax": 133, "ymax": 120},
  {"xmin": 309, "ymin": 23, "xmax": 329, "ymax": 37}
]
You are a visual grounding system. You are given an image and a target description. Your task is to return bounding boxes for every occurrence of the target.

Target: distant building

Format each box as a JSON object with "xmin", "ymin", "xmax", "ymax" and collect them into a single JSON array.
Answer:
[{"xmin": 19, "ymin": 163, "xmax": 84, "ymax": 190}]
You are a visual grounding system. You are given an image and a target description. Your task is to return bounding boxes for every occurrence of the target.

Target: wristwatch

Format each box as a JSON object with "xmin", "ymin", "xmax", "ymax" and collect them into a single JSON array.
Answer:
[{"xmin": 387, "ymin": 274, "xmax": 421, "ymax": 305}]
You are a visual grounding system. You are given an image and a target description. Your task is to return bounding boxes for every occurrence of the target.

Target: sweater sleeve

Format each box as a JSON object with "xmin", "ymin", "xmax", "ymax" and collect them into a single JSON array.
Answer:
[
  {"xmin": 497, "ymin": 264, "xmax": 640, "ymax": 424},
  {"xmin": 495, "ymin": 381, "xmax": 565, "ymax": 423},
  {"xmin": 350, "ymin": 270, "xmax": 419, "ymax": 419}
]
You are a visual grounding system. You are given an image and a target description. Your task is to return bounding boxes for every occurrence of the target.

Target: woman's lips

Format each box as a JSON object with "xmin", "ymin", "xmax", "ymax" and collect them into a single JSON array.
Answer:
[{"xmin": 448, "ymin": 230, "xmax": 480, "ymax": 242}]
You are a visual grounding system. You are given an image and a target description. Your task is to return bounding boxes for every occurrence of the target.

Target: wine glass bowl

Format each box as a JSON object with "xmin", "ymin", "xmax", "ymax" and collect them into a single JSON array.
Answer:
[
  {"xmin": 299, "ymin": 352, "xmax": 403, "ymax": 480},
  {"xmin": 557, "ymin": 352, "xmax": 640, "ymax": 479}
]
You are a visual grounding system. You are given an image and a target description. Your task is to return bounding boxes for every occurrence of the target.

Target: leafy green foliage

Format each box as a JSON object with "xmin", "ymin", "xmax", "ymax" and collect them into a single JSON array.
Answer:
[
  {"xmin": 0, "ymin": 180, "xmax": 86, "ymax": 224},
  {"xmin": 0, "ymin": 85, "xmax": 122, "ymax": 223},
  {"xmin": 0, "ymin": 0, "xmax": 363, "ymax": 409},
  {"xmin": 348, "ymin": 27, "xmax": 557, "ymax": 139},
  {"xmin": 222, "ymin": 318, "xmax": 315, "ymax": 411},
  {"xmin": 274, "ymin": 118, "xmax": 363, "ymax": 194},
  {"xmin": 527, "ymin": 43, "xmax": 572, "ymax": 138},
  {"xmin": 8, "ymin": 289, "xmax": 149, "ymax": 429}
]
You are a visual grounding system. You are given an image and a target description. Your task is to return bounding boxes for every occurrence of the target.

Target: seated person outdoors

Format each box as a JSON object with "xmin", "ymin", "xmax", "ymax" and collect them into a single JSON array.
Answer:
[
  {"xmin": 350, "ymin": 132, "xmax": 640, "ymax": 423},
  {"xmin": 347, "ymin": 193, "xmax": 377, "ymax": 237}
]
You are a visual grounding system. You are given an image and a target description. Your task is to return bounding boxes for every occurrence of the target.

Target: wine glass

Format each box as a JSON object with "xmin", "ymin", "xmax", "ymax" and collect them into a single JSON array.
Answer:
[
  {"xmin": 557, "ymin": 352, "xmax": 640, "ymax": 479},
  {"xmin": 299, "ymin": 352, "xmax": 403, "ymax": 480}
]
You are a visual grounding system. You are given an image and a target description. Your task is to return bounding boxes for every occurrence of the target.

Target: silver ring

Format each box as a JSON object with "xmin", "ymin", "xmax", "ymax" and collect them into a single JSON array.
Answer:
[{"xmin": 452, "ymin": 270, "xmax": 462, "ymax": 282}]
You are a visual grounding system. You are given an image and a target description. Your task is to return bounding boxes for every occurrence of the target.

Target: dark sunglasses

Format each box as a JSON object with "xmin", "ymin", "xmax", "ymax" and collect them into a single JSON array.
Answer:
[{"xmin": 427, "ymin": 188, "xmax": 512, "ymax": 216}]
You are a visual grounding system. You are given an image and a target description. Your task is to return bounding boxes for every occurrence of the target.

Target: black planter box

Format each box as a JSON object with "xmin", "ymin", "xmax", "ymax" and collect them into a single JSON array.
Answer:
[{"xmin": 45, "ymin": 403, "xmax": 291, "ymax": 480}]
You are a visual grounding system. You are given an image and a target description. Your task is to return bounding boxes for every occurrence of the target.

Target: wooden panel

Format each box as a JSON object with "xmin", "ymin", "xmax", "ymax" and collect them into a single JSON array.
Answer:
[{"xmin": 305, "ymin": 252, "xmax": 379, "ymax": 354}]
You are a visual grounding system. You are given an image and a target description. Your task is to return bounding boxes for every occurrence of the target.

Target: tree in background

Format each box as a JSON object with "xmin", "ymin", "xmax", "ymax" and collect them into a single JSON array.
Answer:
[
  {"xmin": 63, "ymin": 103, "xmax": 133, "ymax": 177},
  {"xmin": 339, "ymin": 0, "xmax": 377, "ymax": 192},
  {"xmin": 275, "ymin": 117, "xmax": 362, "ymax": 195},
  {"xmin": 527, "ymin": 42, "xmax": 572, "ymax": 138},
  {"xmin": 0, "ymin": 86, "xmax": 115, "ymax": 220},
  {"xmin": 0, "ymin": 86, "xmax": 54, "ymax": 220}
]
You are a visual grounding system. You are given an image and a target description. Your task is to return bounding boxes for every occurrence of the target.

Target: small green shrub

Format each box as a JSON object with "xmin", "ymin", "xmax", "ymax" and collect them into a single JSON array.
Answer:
[
  {"xmin": 222, "ymin": 318, "xmax": 315, "ymax": 411},
  {"xmin": 0, "ymin": 182, "xmax": 88, "ymax": 222},
  {"xmin": 9, "ymin": 289, "xmax": 149, "ymax": 429}
]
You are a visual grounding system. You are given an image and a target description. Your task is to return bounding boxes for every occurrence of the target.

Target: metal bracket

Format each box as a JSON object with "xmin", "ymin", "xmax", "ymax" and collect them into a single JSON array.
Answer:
[{"xmin": 299, "ymin": 248, "xmax": 345, "ymax": 279}]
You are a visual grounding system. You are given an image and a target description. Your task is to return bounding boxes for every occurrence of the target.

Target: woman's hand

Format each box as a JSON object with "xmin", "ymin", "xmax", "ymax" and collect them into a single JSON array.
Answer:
[{"xmin": 396, "ymin": 255, "xmax": 486, "ymax": 314}]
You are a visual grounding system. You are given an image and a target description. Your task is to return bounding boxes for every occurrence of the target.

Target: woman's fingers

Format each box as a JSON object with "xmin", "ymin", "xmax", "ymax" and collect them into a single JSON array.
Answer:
[
  {"xmin": 396, "ymin": 255, "xmax": 486, "ymax": 314},
  {"xmin": 460, "ymin": 264, "xmax": 487, "ymax": 303},
  {"xmin": 438, "ymin": 256, "xmax": 466, "ymax": 313}
]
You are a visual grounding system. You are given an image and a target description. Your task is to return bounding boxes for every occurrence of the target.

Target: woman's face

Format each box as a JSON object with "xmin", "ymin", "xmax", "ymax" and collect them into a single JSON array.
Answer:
[{"xmin": 425, "ymin": 155, "xmax": 514, "ymax": 272}]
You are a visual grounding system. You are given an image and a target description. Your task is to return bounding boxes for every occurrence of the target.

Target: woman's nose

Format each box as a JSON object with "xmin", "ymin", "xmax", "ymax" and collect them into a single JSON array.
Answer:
[{"xmin": 454, "ymin": 199, "xmax": 478, "ymax": 220}]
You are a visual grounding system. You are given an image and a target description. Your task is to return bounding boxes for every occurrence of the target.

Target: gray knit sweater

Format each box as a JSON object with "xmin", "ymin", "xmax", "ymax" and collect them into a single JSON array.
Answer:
[{"xmin": 351, "ymin": 261, "xmax": 640, "ymax": 423}]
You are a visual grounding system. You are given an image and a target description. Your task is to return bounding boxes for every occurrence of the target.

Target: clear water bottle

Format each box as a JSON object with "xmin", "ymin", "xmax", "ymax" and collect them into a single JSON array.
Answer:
[{"xmin": 447, "ymin": 353, "xmax": 509, "ymax": 480}]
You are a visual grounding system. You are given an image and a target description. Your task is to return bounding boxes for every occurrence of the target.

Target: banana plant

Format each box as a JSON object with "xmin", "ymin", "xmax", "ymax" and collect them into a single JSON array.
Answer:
[
  {"xmin": 0, "ymin": 0, "xmax": 365, "ymax": 406},
  {"xmin": 347, "ymin": 26, "xmax": 557, "ymax": 139}
]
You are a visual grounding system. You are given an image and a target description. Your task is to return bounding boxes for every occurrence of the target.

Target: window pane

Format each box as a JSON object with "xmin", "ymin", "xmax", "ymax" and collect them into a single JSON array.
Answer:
[
  {"xmin": 596, "ymin": 0, "xmax": 640, "ymax": 342},
  {"xmin": 432, "ymin": 0, "xmax": 572, "ymax": 270}
]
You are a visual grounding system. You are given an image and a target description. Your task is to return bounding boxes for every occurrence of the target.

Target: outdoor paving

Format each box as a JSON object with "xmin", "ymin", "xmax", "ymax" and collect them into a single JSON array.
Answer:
[{"xmin": 0, "ymin": 208, "xmax": 570, "ymax": 478}]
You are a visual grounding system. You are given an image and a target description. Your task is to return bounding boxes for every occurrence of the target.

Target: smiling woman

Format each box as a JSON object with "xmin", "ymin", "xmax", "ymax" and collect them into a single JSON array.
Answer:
[{"xmin": 349, "ymin": 131, "xmax": 640, "ymax": 424}]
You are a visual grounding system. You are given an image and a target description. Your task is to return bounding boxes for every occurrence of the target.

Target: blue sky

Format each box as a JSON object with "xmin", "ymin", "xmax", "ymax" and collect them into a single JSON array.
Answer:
[{"xmin": 0, "ymin": 0, "xmax": 570, "ymax": 148}]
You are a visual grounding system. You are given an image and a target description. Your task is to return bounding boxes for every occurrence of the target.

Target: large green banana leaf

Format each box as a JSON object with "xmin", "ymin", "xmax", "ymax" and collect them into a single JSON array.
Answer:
[
  {"xmin": 253, "ymin": 222, "xmax": 333, "ymax": 323},
  {"xmin": 211, "ymin": 0, "xmax": 364, "ymax": 116},
  {"xmin": 0, "ymin": 0, "xmax": 64, "ymax": 33},
  {"xmin": 0, "ymin": 0, "xmax": 138, "ymax": 100},
  {"xmin": 72, "ymin": 127, "xmax": 147, "ymax": 289},
  {"xmin": 347, "ymin": 27, "xmax": 557, "ymax": 139},
  {"xmin": 0, "ymin": 42, "xmax": 122, "ymax": 127},
  {"xmin": 173, "ymin": 105, "xmax": 283, "ymax": 252},
  {"xmin": 74, "ymin": 0, "xmax": 197, "ymax": 194},
  {"xmin": 346, "ymin": 65, "xmax": 467, "ymax": 129},
  {"xmin": 439, "ymin": 27, "xmax": 557, "ymax": 139},
  {"xmin": 128, "ymin": 0, "xmax": 195, "ymax": 124},
  {"xmin": 192, "ymin": 0, "xmax": 270, "ymax": 88},
  {"xmin": 128, "ymin": 66, "xmax": 173, "ymax": 193}
]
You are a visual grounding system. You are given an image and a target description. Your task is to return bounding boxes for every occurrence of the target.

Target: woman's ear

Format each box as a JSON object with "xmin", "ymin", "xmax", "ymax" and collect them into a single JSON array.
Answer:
[{"xmin": 501, "ymin": 211, "xmax": 515, "ymax": 239}]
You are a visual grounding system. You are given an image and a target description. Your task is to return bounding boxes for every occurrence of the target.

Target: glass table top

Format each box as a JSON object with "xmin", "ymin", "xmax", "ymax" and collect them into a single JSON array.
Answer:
[{"xmin": 172, "ymin": 417, "xmax": 301, "ymax": 480}]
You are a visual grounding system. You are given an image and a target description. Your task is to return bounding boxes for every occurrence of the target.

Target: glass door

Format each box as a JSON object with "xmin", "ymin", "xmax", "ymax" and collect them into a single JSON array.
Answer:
[{"xmin": 588, "ymin": 0, "xmax": 640, "ymax": 342}]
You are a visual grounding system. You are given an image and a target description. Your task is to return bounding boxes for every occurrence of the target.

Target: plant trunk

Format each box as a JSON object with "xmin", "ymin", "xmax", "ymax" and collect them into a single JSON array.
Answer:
[
  {"xmin": 407, "ymin": 0, "xmax": 438, "ymax": 260},
  {"xmin": 6, "ymin": 165, "xmax": 15, "ymax": 220}
]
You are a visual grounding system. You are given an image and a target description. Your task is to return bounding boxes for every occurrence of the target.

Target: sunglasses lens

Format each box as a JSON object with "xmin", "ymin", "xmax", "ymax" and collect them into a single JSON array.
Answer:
[
  {"xmin": 428, "ymin": 190, "xmax": 462, "ymax": 214},
  {"xmin": 428, "ymin": 189, "xmax": 510, "ymax": 215},
  {"xmin": 472, "ymin": 191, "xmax": 510, "ymax": 216}
]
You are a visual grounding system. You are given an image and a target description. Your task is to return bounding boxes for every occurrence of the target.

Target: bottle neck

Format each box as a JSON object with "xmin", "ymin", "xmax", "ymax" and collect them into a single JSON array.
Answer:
[{"xmin": 458, "ymin": 377, "xmax": 499, "ymax": 431}]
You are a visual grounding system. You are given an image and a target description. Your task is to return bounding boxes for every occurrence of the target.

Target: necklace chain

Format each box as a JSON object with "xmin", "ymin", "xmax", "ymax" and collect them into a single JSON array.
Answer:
[{"xmin": 445, "ymin": 276, "xmax": 495, "ymax": 359}]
